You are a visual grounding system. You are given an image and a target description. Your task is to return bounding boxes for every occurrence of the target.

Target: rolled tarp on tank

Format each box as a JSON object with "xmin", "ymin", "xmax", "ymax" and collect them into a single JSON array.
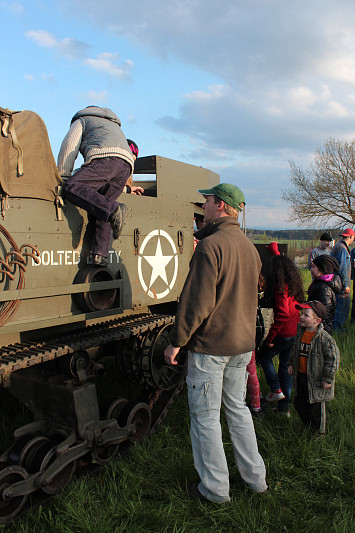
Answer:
[{"xmin": 0, "ymin": 107, "xmax": 61, "ymax": 201}]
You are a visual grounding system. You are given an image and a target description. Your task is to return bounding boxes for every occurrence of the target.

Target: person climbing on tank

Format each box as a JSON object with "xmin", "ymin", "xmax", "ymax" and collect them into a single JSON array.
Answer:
[{"xmin": 57, "ymin": 106, "xmax": 134, "ymax": 266}]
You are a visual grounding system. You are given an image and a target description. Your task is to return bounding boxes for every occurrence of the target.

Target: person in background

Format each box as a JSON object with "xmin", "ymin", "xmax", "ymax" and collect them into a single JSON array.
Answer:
[
  {"xmin": 124, "ymin": 139, "xmax": 144, "ymax": 195},
  {"xmin": 351, "ymin": 247, "xmax": 355, "ymax": 324},
  {"xmin": 307, "ymin": 232, "xmax": 332, "ymax": 270},
  {"xmin": 330, "ymin": 228, "xmax": 355, "ymax": 331},
  {"xmin": 259, "ymin": 242, "xmax": 305, "ymax": 416},
  {"xmin": 247, "ymin": 275, "xmax": 265, "ymax": 417},
  {"xmin": 308, "ymin": 255, "xmax": 341, "ymax": 335},
  {"xmin": 246, "ymin": 350, "xmax": 263, "ymax": 417},
  {"xmin": 288, "ymin": 301, "xmax": 340, "ymax": 435},
  {"xmin": 57, "ymin": 106, "xmax": 134, "ymax": 266}
]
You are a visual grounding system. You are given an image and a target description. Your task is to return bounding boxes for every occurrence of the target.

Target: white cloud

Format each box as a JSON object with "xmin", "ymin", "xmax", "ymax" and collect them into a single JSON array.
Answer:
[
  {"xmin": 24, "ymin": 74, "xmax": 34, "ymax": 81},
  {"xmin": 288, "ymin": 87, "xmax": 317, "ymax": 111},
  {"xmin": 6, "ymin": 2, "xmax": 24, "ymax": 14},
  {"xmin": 57, "ymin": 1, "xmax": 355, "ymax": 87},
  {"xmin": 80, "ymin": 90, "xmax": 108, "ymax": 102},
  {"xmin": 84, "ymin": 53, "xmax": 133, "ymax": 79},
  {"xmin": 157, "ymin": 79, "xmax": 355, "ymax": 156},
  {"xmin": 126, "ymin": 114, "xmax": 137, "ymax": 124},
  {"xmin": 325, "ymin": 101, "xmax": 348, "ymax": 118},
  {"xmin": 42, "ymin": 73, "xmax": 56, "ymax": 84},
  {"xmin": 26, "ymin": 30, "xmax": 58, "ymax": 48},
  {"xmin": 25, "ymin": 30, "xmax": 90, "ymax": 60}
]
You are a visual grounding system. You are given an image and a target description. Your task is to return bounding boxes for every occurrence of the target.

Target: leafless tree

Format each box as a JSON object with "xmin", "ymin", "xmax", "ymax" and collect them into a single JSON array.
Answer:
[{"xmin": 282, "ymin": 138, "xmax": 355, "ymax": 227}]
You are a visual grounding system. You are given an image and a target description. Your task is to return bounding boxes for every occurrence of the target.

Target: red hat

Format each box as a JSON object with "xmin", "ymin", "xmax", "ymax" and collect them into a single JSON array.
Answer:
[
  {"xmin": 341, "ymin": 228, "xmax": 355, "ymax": 237},
  {"xmin": 267, "ymin": 242, "xmax": 280, "ymax": 256}
]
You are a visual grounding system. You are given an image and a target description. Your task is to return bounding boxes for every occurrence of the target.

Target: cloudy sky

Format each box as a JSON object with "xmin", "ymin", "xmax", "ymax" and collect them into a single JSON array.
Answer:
[{"xmin": 2, "ymin": 0, "xmax": 355, "ymax": 228}]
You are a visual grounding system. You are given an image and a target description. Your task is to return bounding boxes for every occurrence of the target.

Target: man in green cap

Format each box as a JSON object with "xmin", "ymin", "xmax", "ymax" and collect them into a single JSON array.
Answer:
[{"xmin": 164, "ymin": 183, "xmax": 267, "ymax": 503}]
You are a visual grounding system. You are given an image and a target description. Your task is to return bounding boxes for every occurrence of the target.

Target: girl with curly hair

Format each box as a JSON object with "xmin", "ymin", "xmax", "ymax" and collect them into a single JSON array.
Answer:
[{"xmin": 259, "ymin": 242, "xmax": 305, "ymax": 415}]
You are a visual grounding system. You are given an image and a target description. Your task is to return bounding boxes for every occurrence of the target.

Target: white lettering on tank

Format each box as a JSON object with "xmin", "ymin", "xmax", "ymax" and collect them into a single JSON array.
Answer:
[
  {"xmin": 32, "ymin": 256, "xmax": 40, "ymax": 266},
  {"xmin": 51, "ymin": 250, "xmax": 58, "ymax": 266},
  {"xmin": 30, "ymin": 249, "xmax": 118, "ymax": 266},
  {"xmin": 41, "ymin": 251, "xmax": 50, "ymax": 266},
  {"xmin": 65, "ymin": 250, "xmax": 72, "ymax": 265}
]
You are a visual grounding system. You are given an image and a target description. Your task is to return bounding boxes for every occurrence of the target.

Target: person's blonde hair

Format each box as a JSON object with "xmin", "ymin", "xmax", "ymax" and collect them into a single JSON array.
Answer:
[{"xmin": 213, "ymin": 195, "xmax": 241, "ymax": 217}]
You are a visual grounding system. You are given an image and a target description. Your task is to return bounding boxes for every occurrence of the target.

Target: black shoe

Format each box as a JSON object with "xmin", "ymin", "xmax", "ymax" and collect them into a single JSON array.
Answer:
[
  {"xmin": 250, "ymin": 407, "xmax": 265, "ymax": 418},
  {"xmin": 87, "ymin": 254, "xmax": 108, "ymax": 267},
  {"xmin": 109, "ymin": 203, "xmax": 126, "ymax": 240}
]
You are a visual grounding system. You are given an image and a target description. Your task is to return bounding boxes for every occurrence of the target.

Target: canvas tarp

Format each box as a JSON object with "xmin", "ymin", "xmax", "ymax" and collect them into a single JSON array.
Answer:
[{"xmin": 0, "ymin": 108, "xmax": 62, "ymax": 201}]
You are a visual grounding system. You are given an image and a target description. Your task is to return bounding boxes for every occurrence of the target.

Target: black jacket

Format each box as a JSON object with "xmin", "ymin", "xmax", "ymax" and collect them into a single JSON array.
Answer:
[{"xmin": 307, "ymin": 274, "xmax": 342, "ymax": 334}]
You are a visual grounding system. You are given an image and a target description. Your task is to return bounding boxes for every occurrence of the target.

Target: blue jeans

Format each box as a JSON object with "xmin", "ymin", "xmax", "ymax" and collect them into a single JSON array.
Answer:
[
  {"xmin": 260, "ymin": 337, "xmax": 294, "ymax": 412},
  {"xmin": 187, "ymin": 351, "xmax": 267, "ymax": 503},
  {"xmin": 334, "ymin": 294, "xmax": 351, "ymax": 331}
]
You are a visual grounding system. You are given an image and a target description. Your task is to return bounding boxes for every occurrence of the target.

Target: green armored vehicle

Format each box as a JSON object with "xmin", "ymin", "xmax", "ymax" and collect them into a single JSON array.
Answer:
[{"xmin": 0, "ymin": 107, "xmax": 219, "ymax": 522}]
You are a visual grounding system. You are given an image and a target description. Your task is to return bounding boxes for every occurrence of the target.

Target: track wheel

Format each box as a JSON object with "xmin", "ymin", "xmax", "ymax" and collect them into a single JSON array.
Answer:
[
  {"xmin": 8, "ymin": 435, "xmax": 38, "ymax": 465},
  {"xmin": 17, "ymin": 436, "xmax": 50, "ymax": 469},
  {"xmin": 91, "ymin": 441, "xmax": 120, "ymax": 465},
  {"xmin": 141, "ymin": 324, "xmax": 188, "ymax": 390},
  {"xmin": 93, "ymin": 398, "xmax": 129, "ymax": 465},
  {"xmin": 118, "ymin": 401, "xmax": 152, "ymax": 443},
  {"xmin": 0, "ymin": 466, "xmax": 28, "ymax": 524},
  {"xmin": 105, "ymin": 397, "xmax": 129, "ymax": 420},
  {"xmin": 23, "ymin": 439, "xmax": 76, "ymax": 495}
]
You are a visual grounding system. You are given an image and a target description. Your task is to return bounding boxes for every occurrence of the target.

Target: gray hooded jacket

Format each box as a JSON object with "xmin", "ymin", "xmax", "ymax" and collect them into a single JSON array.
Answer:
[{"xmin": 57, "ymin": 106, "xmax": 134, "ymax": 177}]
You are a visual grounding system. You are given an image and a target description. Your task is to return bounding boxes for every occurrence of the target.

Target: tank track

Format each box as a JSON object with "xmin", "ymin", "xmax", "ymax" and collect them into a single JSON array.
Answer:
[
  {"xmin": 0, "ymin": 313, "xmax": 174, "ymax": 384},
  {"xmin": 0, "ymin": 313, "xmax": 186, "ymax": 525}
]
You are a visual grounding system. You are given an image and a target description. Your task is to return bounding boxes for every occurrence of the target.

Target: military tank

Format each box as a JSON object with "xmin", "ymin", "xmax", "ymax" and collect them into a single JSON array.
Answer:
[{"xmin": 0, "ymin": 107, "xmax": 219, "ymax": 523}]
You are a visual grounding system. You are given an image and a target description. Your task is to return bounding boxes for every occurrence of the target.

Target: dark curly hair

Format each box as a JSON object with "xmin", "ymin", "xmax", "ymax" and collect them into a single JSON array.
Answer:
[{"xmin": 268, "ymin": 255, "xmax": 305, "ymax": 303}]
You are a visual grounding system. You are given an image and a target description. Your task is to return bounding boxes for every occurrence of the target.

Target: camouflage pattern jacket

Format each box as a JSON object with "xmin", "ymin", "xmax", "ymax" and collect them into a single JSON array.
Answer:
[{"xmin": 288, "ymin": 322, "xmax": 340, "ymax": 403}]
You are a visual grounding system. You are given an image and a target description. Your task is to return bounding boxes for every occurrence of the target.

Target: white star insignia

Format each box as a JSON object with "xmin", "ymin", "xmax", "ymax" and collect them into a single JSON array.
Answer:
[{"xmin": 142, "ymin": 237, "xmax": 174, "ymax": 288}]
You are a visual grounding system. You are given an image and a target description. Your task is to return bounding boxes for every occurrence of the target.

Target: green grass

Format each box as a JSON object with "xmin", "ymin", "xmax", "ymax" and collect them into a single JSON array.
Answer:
[{"xmin": 2, "ymin": 280, "xmax": 355, "ymax": 532}]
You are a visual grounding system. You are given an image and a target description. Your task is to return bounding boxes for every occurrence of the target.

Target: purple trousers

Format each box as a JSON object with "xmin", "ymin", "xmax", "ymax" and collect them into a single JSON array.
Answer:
[{"xmin": 63, "ymin": 157, "xmax": 131, "ymax": 257}]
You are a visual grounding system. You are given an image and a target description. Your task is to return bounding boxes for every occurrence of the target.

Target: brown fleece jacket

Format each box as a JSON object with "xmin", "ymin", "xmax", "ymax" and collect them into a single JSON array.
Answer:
[{"xmin": 170, "ymin": 216, "xmax": 261, "ymax": 355}]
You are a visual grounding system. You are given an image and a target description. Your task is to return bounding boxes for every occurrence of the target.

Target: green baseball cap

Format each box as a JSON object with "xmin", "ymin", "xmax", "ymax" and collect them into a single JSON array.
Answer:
[{"xmin": 197, "ymin": 183, "xmax": 246, "ymax": 212}]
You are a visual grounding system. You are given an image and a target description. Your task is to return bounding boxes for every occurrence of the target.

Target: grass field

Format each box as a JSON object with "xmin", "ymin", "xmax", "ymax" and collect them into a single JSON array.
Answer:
[{"xmin": 3, "ymin": 271, "xmax": 355, "ymax": 533}]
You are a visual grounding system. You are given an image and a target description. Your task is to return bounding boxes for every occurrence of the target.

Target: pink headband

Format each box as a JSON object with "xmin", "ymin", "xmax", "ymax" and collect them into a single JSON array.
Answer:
[{"xmin": 129, "ymin": 143, "xmax": 139, "ymax": 157}]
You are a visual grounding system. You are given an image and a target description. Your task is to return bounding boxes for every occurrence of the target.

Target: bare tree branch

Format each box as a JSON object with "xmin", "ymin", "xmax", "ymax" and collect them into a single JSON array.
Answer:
[{"xmin": 282, "ymin": 138, "xmax": 355, "ymax": 228}]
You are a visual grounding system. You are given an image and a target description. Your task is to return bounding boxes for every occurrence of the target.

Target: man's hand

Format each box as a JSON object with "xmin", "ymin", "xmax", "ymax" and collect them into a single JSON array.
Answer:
[
  {"xmin": 344, "ymin": 286, "xmax": 350, "ymax": 295},
  {"xmin": 131, "ymin": 186, "xmax": 144, "ymax": 195},
  {"xmin": 288, "ymin": 365, "xmax": 293, "ymax": 376},
  {"xmin": 164, "ymin": 344, "xmax": 180, "ymax": 365}
]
